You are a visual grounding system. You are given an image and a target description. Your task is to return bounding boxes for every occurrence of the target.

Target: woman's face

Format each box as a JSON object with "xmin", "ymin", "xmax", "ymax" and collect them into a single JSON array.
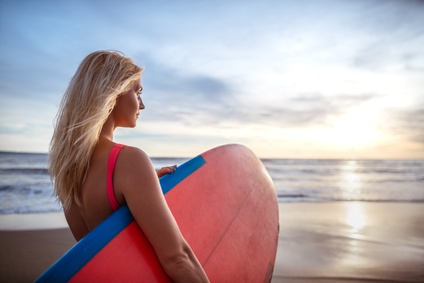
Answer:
[{"xmin": 112, "ymin": 80, "xmax": 145, "ymax": 128}]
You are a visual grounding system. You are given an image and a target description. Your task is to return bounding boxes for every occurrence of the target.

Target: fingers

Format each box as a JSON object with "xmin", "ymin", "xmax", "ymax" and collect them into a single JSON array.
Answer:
[
  {"xmin": 157, "ymin": 165, "xmax": 178, "ymax": 178},
  {"xmin": 168, "ymin": 165, "xmax": 177, "ymax": 173}
]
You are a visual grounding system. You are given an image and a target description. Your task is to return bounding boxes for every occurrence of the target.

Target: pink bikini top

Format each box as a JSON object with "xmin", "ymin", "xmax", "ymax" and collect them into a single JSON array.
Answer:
[{"xmin": 107, "ymin": 144, "xmax": 125, "ymax": 211}]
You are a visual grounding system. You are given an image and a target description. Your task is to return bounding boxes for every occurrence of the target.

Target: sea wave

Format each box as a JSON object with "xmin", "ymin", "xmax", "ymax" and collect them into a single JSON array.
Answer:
[
  {"xmin": 1, "ymin": 154, "xmax": 423, "ymax": 214},
  {"xmin": 0, "ymin": 168, "xmax": 49, "ymax": 175}
]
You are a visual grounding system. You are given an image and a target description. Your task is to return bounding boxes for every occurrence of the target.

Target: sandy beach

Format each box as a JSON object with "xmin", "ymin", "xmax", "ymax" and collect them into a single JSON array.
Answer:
[
  {"xmin": 273, "ymin": 202, "xmax": 424, "ymax": 283},
  {"xmin": 1, "ymin": 202, "xmax": 423, "ymax": 283}
]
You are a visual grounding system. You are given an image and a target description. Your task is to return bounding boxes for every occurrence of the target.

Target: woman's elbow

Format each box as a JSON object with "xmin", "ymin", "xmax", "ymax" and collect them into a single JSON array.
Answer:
[{"xmin": 161, "ymin": 249, "xmax": 209, "ymax": 283}]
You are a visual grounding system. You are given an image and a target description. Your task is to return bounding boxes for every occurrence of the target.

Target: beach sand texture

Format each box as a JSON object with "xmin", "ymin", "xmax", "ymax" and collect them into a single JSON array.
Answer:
[{"xmin": 1, "ymin": 202, "xmax": 423, "ymax": 283}]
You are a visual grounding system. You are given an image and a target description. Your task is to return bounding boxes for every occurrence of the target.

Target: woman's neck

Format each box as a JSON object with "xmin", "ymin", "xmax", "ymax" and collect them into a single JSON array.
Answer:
[{"xmin": 99, "ymin": 118, "xmax": 115, "ymax": 141}]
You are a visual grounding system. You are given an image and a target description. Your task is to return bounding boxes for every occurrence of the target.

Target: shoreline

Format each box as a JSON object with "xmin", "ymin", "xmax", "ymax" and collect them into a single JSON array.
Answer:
[
  {"xmin": 0, "ymin": 212, "xmax": 68, "ymax": 231},
  {"xmin": 1, "ymin": 202, "xmax": 423, "ymax": 282},
  {"xmin": 1, "ymin": 200, "xmax": 423, "ymax": 231}
]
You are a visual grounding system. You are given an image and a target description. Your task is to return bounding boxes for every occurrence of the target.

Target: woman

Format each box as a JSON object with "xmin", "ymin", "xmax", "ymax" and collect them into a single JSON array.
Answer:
[{"xmin": 49, "ymin": 50, "xmax": 209, "ymax": 282}]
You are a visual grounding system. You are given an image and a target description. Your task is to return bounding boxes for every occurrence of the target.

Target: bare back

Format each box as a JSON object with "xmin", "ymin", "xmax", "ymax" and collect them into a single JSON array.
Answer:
[{"xmin": 65, "ymin": 141, "xmax": 125, "ymax": 241}]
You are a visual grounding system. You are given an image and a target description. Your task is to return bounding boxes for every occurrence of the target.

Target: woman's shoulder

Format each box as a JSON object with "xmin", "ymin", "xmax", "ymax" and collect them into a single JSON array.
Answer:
[
  {"xmin": 119, "ymin": 145, "xmax": 148, "ymax": 158},
  {"xmin": 117, "ymin": 145, "xmax": 154, "ymax": 171},
  {"xmin": 114, "ymin": 145, "xmax": 158, "ymax": 196}
]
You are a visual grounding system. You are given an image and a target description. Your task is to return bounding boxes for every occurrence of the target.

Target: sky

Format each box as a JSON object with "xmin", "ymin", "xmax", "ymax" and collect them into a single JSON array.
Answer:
[{"xmin": 0, "ymin": 0, "xmax": 423, "ymax": 159}]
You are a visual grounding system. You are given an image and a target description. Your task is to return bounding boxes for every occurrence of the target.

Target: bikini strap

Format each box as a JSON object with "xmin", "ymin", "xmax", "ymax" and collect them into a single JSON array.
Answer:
[{"xmin": 107, "ymin": 144, "xmax": 125, "ymax": 211}]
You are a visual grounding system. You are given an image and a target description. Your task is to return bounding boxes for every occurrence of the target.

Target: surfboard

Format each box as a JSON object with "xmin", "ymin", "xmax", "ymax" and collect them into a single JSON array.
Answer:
[{"xmin": 35, "ymin": 144, "xmax": 279, "ymax": 282}]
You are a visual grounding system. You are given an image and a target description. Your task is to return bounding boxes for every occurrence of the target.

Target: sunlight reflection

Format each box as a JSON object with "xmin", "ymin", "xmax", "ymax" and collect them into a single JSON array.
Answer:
[
  {"xmin": 339, "ymin": 202, "xmax": 367, "ymax": 268},
  {"xmin": 340, "ymin": 160, "xmax": 363, "ymax": 200},
  {"xmin": 340, "ymin": 202, "xmax": 368, "ymax": 268},
  {"xmin": 339, "ymin": 162, "xmax": 368, "ymax": 268},
  {"xmin": 346, "ymin": 202, "xmax": 366, "ymax": 235}
]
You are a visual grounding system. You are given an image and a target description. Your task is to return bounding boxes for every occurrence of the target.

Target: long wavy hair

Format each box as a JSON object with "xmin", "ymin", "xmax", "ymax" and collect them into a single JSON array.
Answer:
[{"xmin": 49, "ymin": 51, "xmax": 143, "ymax": 211}]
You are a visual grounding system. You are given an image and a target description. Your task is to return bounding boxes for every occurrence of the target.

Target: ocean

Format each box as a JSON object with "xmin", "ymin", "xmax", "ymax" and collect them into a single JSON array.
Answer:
[{"xmin": 0, "ymin": 151, "xmax": 423, "ymax": 214}]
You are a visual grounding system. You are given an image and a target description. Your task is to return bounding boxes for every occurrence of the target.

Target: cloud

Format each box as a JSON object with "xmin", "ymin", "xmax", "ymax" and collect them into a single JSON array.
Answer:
[
  {"xmin": 142, "ymin": 57, "xmax": 232, "ymax": 100},
  {"xmin": 389, "ymin": 105, "xmax": 424, "ymax": 144},
  {"xmin": 239, "ymin": 93, "xmax": 379, "ymax": 128},
  {"xmin": 137, "ymin": 54, "xmax": 236, "ymax": 123},
  {"xmin": 144, "ymin": 83, "xmax": 379, "ymax": 131},
  {"xmin": 352, "ymin": 39, "xmax": 424, "ymax": 73},
  {"xmin": 348, "ymin": 0, "xmax": 424, "ymax": 72}
]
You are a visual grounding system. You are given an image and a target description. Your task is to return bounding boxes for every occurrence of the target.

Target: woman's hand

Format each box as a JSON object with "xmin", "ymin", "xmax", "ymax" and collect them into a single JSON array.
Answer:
[{"xmin": 157, "ymin": 165, "xmax": 177, "ymax": 178}]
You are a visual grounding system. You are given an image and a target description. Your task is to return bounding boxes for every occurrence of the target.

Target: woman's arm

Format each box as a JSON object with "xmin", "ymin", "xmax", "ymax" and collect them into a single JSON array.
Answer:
[{"xmin": 114, "ymin": 147, "xmax": 209, "ymax": 282}]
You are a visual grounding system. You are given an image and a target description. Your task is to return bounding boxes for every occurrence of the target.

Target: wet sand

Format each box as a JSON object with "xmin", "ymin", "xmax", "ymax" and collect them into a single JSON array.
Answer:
[
  {"xmin": 272, "ymin": 202, "xmax": 424, "ymax": 283},
  {"xmin": 1, "ymin": 202, "xmax": 423, "ymax": 282},
  {"xmin": 0, "ymin": 228, "xmax": 75, "ymax": 282}
]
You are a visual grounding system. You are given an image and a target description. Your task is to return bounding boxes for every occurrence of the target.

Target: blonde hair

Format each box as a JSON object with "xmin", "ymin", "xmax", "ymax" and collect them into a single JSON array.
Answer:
[{"xmin": 49, "ymin": 50, "xmax": 143, "ymax": 211}]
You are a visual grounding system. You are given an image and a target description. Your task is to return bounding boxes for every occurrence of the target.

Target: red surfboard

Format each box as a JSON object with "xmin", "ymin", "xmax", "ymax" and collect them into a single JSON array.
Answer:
[{"xmin": 36, "ymin": 144, "xmax": 279, "ymax": 282}]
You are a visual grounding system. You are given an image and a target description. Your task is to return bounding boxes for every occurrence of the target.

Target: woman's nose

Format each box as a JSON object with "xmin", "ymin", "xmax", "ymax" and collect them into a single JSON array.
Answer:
[{"xmin": 139, "ymin": 98, "xmax": 145, "ymax": 110}]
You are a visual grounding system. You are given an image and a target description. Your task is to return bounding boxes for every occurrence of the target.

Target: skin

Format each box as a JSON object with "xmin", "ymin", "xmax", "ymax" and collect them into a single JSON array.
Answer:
[{"xmin": 65, "ymin": 80, "xmax": 209, "ymax": 282}]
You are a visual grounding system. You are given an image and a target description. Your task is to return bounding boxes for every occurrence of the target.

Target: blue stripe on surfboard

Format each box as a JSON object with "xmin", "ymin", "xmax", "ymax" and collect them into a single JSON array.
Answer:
[
  {"xmin": 35, "ymin": 155, "xmax": 206, "ymax": 283},
  {"xmin": 160, "ymin": 155, "xmax": 206, "ymax": 194},
  {"xmin": 35, "ymin": 205, "xmax": 134, "ymax": 282}
]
